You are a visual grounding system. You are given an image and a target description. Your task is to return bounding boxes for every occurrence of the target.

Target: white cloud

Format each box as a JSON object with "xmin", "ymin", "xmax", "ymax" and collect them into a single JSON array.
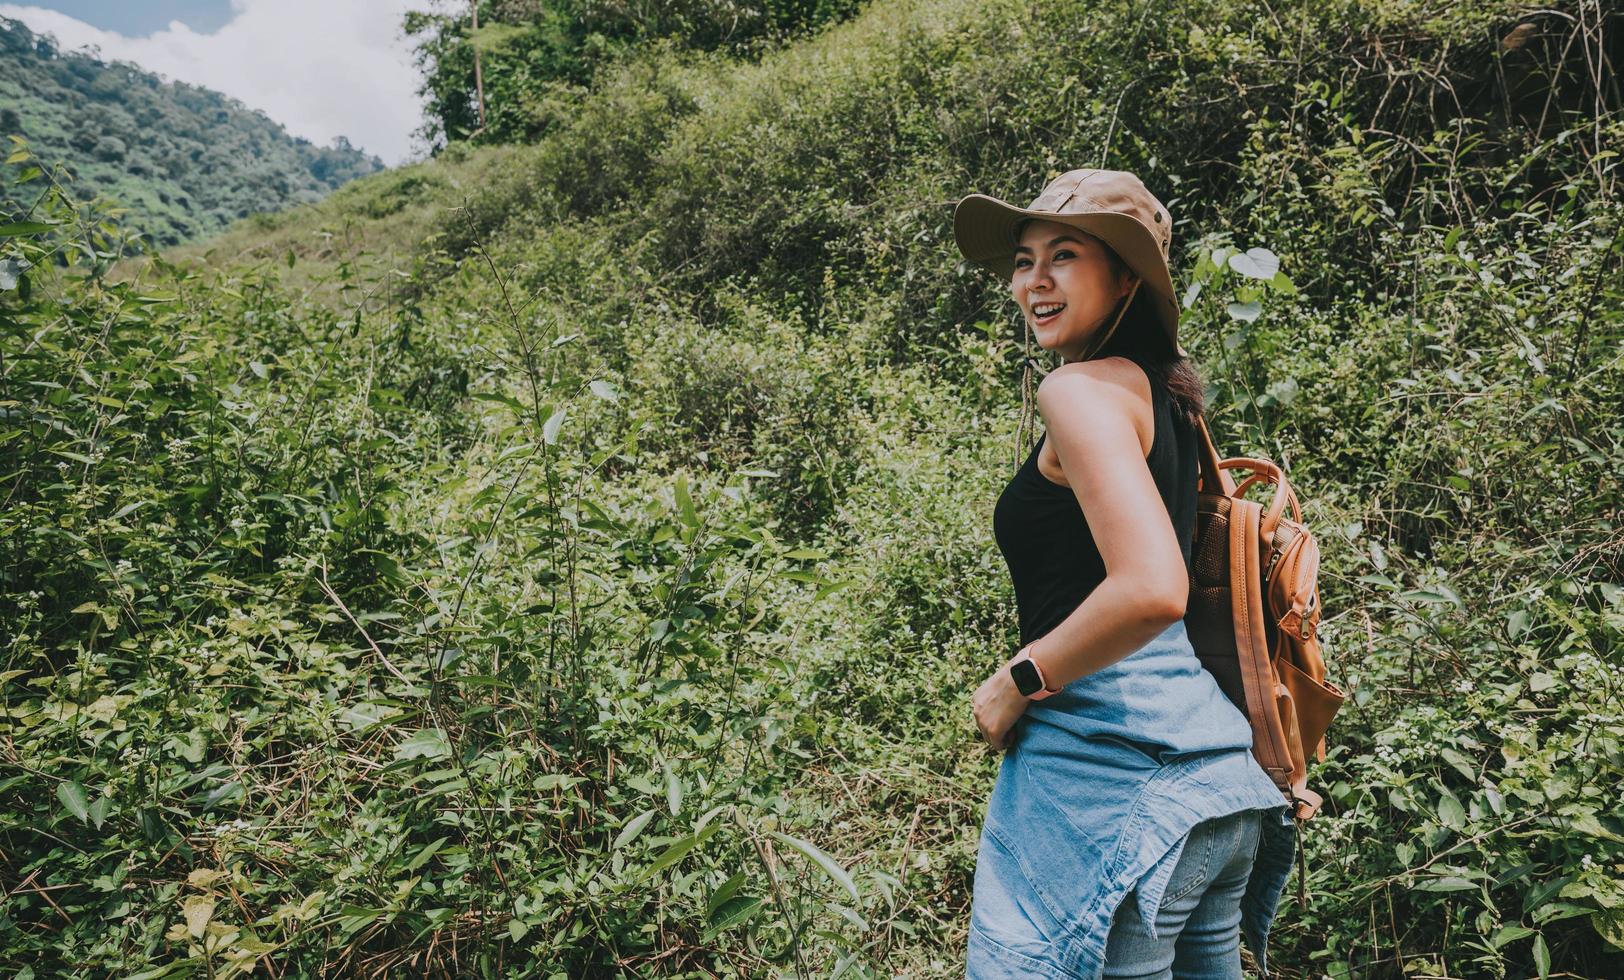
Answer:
[{"xmin": 1, "ymin": 0, "xmax": 427, "ymax": 165}]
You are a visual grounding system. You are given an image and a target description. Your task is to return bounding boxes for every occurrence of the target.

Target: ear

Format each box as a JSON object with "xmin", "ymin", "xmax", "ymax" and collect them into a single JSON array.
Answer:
[{"xmin": 1118, "ymin": 270, "xmax": 1140, "ymax": 301}]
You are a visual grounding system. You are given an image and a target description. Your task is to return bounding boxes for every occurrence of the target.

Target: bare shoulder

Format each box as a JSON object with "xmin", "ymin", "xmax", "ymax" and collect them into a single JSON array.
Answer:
[
  {"xmin": 1036, "ymin": 356, "xmax": 1154, "ymax": 456},
  {"xmin": 1039, "ymin": 355, "xmax": 1151, "ymax": 400}
]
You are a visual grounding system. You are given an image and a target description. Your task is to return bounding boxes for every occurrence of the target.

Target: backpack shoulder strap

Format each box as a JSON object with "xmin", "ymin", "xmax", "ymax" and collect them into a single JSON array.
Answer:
[
  {"xmin": 1196, "ymin": 416, "xmax": 1238, "ymax": 496},
  {"xmin": 1229, "ymin": 495, "xmax": 1293, "ymax": 788}
]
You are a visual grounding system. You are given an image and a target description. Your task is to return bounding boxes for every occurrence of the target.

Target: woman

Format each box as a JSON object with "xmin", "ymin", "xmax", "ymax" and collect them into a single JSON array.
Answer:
[{"xmin": 953, "ymin": 169, "xmax": 1297, "ymax": 979}]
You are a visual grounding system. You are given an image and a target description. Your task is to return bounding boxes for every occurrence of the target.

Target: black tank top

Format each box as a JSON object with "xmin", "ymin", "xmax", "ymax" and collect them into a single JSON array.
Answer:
[{"xmin": 993, "ymin": 356, "xmax": 1198, "ymax": 647}]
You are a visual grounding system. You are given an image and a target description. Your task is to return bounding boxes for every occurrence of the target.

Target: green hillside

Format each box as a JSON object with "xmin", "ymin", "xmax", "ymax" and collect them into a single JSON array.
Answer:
[
  {"xmin": 0, "ymin": 16, "xmax": 384, "ymax": 246},
  {"xmin": 3, "ymin": 0, "xmax": 1621, "ymax": 977}
]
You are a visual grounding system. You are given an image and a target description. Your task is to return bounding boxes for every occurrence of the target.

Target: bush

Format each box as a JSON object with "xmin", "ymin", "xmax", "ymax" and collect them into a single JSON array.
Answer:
[{"xmin": 4, "ymin": 0, "xmax": 1622, "ymax": 976}]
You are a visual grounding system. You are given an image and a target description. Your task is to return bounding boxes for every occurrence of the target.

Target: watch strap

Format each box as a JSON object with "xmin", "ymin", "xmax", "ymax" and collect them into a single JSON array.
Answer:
[{"xmin": 1013, "ymin": 644, "xmax": 1058, "ymax": 700}]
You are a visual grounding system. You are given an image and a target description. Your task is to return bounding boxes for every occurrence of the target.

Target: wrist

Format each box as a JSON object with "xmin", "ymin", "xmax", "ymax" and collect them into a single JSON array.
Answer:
[{"xmin": 1009, "ymin": 642, "xmax": 1059, "ymax": 699}]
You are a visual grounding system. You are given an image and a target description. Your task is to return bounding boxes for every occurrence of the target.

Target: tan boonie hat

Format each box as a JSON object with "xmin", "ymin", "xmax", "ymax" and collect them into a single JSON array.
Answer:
[{"xmin": 953, "ymin": 168, "xmax": 1183, "ymax": 354}]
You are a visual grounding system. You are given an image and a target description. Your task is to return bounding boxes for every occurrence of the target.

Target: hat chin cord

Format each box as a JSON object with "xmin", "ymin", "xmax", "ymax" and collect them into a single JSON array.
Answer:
[{"xmin": 1016, "ymin": 278, "xmax": 1143, "ymax": 468}]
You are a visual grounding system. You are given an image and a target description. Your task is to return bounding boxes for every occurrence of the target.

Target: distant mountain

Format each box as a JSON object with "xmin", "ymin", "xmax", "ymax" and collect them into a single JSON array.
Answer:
[{"xmin": 0, "ymin": 16, "xmax": 386, "ymax": 245}]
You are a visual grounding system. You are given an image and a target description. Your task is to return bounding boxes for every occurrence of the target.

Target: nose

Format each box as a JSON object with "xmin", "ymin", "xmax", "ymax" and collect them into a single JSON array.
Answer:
[{"xmin": 1024, "ymin": 257, "xmax": 1054, "ymax": 295}]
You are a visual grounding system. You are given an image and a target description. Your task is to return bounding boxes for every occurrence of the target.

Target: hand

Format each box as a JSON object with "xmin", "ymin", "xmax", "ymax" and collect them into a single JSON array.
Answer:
[{"xmin": 973, "ymin": 654, "xmax": 1033, "ymax": 751}]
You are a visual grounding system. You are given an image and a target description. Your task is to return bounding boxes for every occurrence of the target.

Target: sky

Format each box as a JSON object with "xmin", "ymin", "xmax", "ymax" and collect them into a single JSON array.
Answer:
[{"xmin": 0, "ymin": 0, "xmax": 431, "ymax": 165}]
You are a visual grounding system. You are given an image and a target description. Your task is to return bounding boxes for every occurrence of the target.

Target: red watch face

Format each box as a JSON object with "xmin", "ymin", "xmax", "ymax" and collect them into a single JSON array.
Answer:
[{"xmin": 1010, "ymin": 658, "xmax": 1045, "ymax": 697}]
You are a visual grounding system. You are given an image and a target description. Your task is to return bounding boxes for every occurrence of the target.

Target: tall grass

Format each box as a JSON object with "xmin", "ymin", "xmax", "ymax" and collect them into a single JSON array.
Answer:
[{"xmin": 3, "ymin": 0, "xmax": 1621, "ymax": 976}]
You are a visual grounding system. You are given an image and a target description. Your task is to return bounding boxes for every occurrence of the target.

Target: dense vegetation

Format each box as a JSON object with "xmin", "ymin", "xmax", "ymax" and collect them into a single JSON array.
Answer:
[
  {"xmin": 405, "ymin": 0, "xmax": 864, "ymax": 148},
  {"xmin": 0, "ymin": 17, "xmax": 384, "ymax": 246},
  {"xmin": 3, "ymin": 0, "xmax": 1621, "ymax": 977}
]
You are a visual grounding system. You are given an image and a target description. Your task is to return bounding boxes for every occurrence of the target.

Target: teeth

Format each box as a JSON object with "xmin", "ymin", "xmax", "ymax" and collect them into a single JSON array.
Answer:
[{"xmin": 1034, "ymin": 303, "xmax": 1065, "ymax": 316}]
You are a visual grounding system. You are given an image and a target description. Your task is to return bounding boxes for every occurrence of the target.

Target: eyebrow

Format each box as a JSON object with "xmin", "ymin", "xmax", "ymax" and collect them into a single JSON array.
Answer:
[{"xmin": 1013, "ymin": 234, "xmax": 1085, "ymax": 254}]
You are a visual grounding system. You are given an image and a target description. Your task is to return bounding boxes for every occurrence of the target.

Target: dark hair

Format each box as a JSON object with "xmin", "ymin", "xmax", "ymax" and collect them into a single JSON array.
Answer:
[
  {"xmin": 1090, "ymin": 266, "xmax": 1207, "ymax": 433},
  {"xmin": 1011, "ymin": 220, "xmax": 1206, "ymax": 430}
]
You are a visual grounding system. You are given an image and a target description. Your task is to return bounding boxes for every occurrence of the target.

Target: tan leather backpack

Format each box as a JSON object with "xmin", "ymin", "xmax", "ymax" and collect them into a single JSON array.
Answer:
[{"xmin": 1184, "ymin": 417, "xmax": 1345, "ymax": 830}]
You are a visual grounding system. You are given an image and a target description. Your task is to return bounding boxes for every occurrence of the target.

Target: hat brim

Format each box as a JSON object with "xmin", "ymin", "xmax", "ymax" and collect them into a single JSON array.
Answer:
[{"xmin": 953, "ymin": 193, "xmax": 1183, "ymax": 355}]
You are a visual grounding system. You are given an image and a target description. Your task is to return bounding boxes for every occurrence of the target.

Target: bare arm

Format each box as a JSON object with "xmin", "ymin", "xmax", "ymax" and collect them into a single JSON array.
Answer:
[
  {"xmin": 971, "ymin": 357, "xmax": 1188, "ymax": 750},
  {"xmin": 1027, "ymin": 358, "xmax": 1188, "ymax": 688}
]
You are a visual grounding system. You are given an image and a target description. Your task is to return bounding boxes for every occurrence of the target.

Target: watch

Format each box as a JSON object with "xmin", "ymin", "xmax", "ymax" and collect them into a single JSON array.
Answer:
[{"xmin": 1009, "ymin": 644, "xmax": 1057, "ymax": 700}]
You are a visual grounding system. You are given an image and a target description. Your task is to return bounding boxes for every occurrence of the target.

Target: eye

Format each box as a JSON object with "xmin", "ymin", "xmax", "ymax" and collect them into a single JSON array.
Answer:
[
  {"xmin": 1053, "ymin": 248, "xmax": 1075, "ymax": 260},
  {"xmin": 1013, "ymin": 256, "xmax": 1032, "ymax": 269}
]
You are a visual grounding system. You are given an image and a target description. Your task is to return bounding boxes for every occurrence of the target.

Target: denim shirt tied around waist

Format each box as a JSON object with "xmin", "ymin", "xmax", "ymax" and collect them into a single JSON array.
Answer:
[{"xmin": 968, "ymin": 618, "xmax": 1297, "ymax": 979}]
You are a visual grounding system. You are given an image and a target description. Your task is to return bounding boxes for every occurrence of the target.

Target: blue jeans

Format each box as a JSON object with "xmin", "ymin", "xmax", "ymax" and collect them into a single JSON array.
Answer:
[{"xmin": 1102, "ymin": 808, "xmax": 1263, "ymax": 979}]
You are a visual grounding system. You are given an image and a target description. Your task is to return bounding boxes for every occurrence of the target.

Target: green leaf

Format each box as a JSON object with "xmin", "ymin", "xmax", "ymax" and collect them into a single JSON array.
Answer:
[
  {"xmin": 1227, "ymin": 247, "xmax": 1279, "ymax": 280},
  {"xmin": 472, "ymin": 390, "xmax": 527, "ymax": 414},
  {"xmin": 111, "ymin": 500, "xmax": 150, "ymax": 520},
  {"xmin": 403, "ymin": 837, "xmax": 448, "ymax": 872},
  {"xmin": 0, "ymin": 221, "xmax": 54, "ymax": 237},
  {"xmin": 703, "ymin": 896, "xmax": 763, "ymax": 938},
  {"xmin": 814, "ymin": 580, "xmax": 853, "ymax": 602},
  {"xmin": 395, "ymin": 728, "xmax": 451, "ymax": 761},
  {"xmin": 182, "ymin": 895, "xmax": 216, "ymax": 939},
  {"xmin": 828, "ymin": 902, "xmax": 869, "ymax": 931},
  {"xmin": 202, "ymin": 781, "xmax": 242, "ymax": 810},
  {"xmin": 1440, "ymin": 747, "xmax": 1476, "ymax": 782},
  {"xmin": 1436, "ymin": 791, "xmax": 1466, "ymax": 830},
  {"xmin": 171, "ymin": 729, "xmax": 207, "ymax": 764},
  {"xmin": 1567, "ymin": 812, "xmax": 1624, "ymax": 842},
  {"xmin": 664, "ymin": 759, "xmax": 682, "ymax": 816},
  {"xmin": 693, "ymin": 804, "xmax": 728, "ymax": 833},
  {"xmin": 531, "ymin": 773, "xmax": 584, "ymax": 792},
  {"xmin": 1226, "ymin": 301, "xmax": 1261, "ymax": 322},
  {"xmin": 1181, "ymin": 280, "xmax": 1202, "ymax": 308},
  {"xmin": 1401, "ymin": 588, "xmax": 1460, "ymax": 607},
  {"xmin": 771, "ymin": 831, "xmax": 859, "ymax": 902},
  {"xmin": 642, "ymin": 823, "xmax": 721, "ymax": 879},
  {"xmin": 542, "ymin": 405, "xmax": 567, "ymax": 445},
  {"xmin": 57, "ymin": 780, "xmax": 90, "ymax": 823},
  {"xmin": 614, "ymin": 809, "xmax": 657, "ymax": 850},
  {"xmin": 1413, "ymin": 875, "xmax": 1478, "ymax": 892},
  {"xmin": 675, "ymin": 472, "xmax": 698, "ymax": 527},
  {"xmin": 1533, "ymin": 933, "xmax": 1550, "ymax": 979},
  {"xmin": 706, "ymin": 871, "xmax": 748, "ymax": 918}
]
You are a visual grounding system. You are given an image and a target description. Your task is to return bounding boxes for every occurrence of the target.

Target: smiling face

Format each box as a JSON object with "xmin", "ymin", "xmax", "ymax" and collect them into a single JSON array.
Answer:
[{"xmin": 1011, "ymin": 218, "xmax": 1135, "ymax": 362}]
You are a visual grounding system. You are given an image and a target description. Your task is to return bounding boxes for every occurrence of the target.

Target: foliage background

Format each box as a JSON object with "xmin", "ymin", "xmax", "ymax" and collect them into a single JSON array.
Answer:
[
  {"xmin": 0, "ymin": 16, "xmax": 384, "ymax": 246},
  {"xmin": 2, "ymin": 0, "xmax": 1622, "ymax": 977},
  {"xmin": 404, "ymin": 0, "xmax": 865, "ymax": 149}
]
